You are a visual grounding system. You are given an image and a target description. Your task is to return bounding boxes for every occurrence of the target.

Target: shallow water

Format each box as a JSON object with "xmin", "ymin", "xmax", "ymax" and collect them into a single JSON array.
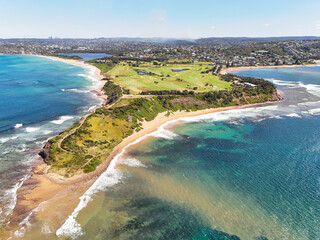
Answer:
[{"xmin": 8, "ymin": 64, "xmax": 320, "ymax": 239}]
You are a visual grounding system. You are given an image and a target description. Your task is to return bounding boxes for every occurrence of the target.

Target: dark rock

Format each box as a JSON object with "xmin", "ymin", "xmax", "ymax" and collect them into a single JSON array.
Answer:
[{"xmin": 38, "ymin": 142, "xmax": 51, "ymax": 163}]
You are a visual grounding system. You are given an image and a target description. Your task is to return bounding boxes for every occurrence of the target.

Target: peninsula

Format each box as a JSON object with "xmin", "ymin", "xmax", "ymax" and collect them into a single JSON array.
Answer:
[{"xmin": 39, "ymin": 58, "xmax": 280, "ymax": 177}]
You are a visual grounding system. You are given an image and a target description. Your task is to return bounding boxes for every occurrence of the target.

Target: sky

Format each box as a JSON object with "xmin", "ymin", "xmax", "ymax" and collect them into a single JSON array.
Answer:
[{"xmin": 1, "ymin": 0, "xmax": 320, "ymax": 39}]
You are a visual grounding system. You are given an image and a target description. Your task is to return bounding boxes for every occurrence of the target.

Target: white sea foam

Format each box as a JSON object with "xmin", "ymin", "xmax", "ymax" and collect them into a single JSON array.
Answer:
[
  {"xmin": 51, "ymin": 116, "xmax": 74, "ymax": 125},
  {"xmin": 14, "ymin": 227, "xmax": 26, "ymax": 238},
  {"xmin": 267, "ymin": 78, "xmax": 320, "ymax": 98},
  {"xmin": 297, "ymin": 82, "xmax": 320, "ymax": 97},
  {"xmin": 286, "ymin": 113, "xmax": 301, "ymax": 118},
  {"xmin": 180, "ymin": 105, "xmax": 280, "ymax": 124},
  {"xmin": 87, "ymin": 105, "xmax": 97, "ymax": 112},
  {"xmin": 308, "ymin": 108, "xmax": 320, "ymax": 115},
  {"xmin": 15, "ymin": 144, "xmax": 28, "ymax": 152},
  {"xmin": 0, "ymin": 136, "xmax": 19, "ymax": 144},
  {"xmin": 25, "ymin": 127, "xmax": 40, "ymax": 133},
  {"xmin": 267, "ymin": 78, "xmax": 298, "ymax": 87},
  {"xmin": 149, "ymin": 125, "xmax": 179, "ymax": 139},
  {"xmin": 41, "ymin": 223, "xmax": 53, "ymax": 235},
  {"xmin": 271, "ymin": 116, "xmax": 284, "ymax": 119},
  {"xmin": 42, "ymin": 130, "xmax": 53, "ymax": 135},
  {"xmin": 14, "ymin": 123, "xmax": 23, "ymax": 129},
  {"xmin": 77, "ymin": 73, "xmax": 86, "ymax": 77},
  {"xmin": 119, "ymin": 158, "xmax": 146, "ymax": 168},
  {"xmin": 3, "ymin": 173, "xmax": 31, "ymax": 219},
  {"xmin": 61, "ymin": 88, "xmax": 90, "ymax": 93},
  {"xmin": 83, "ymin": 66, "xmax": 103, "ymax": 90},
  {"xmin": 0, "ymin": 138, "xmax": 10, "ymax": 144}
]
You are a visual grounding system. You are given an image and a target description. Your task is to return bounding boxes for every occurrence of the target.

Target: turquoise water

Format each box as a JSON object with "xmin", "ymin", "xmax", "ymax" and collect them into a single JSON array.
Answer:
[
  {"xmin": 52, "ymin": 65, "xmax": 320, "ymax": 240},
  {"xmin": 0, "ymin": 55, "xmax": 101, "ymax": 224}
]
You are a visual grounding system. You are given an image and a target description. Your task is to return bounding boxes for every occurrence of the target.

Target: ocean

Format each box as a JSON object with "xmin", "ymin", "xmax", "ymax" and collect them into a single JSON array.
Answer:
[
  {"xmin": 0, "ymin": 55, "xmax": 102, "ymax": 226},
  {"xmin": 3, "ymin": 62, "xmax": 320, "ymax": 239}
]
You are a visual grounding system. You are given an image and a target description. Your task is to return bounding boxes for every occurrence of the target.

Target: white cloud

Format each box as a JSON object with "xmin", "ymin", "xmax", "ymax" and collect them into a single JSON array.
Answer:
[
  {"xmin": 264, "ymin": 23, "xmax": 271, "ymax": 27},
  {"xmin": 316, "ymin": 21, "xmax": 320, "ymax": 30},
  {"xmin": 211, "ymin": 25, "xmax": 215, "ymax": 29}
]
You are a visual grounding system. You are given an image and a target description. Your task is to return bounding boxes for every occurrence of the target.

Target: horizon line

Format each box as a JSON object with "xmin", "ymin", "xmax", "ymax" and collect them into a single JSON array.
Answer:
[{"xmin": 1, "ymin": 35, "xmax": 320, "ymax": 40}]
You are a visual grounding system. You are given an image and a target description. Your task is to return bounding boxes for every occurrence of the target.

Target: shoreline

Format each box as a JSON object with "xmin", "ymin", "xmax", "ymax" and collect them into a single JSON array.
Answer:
[{"xmin": 220, "ymin": 61, "xmax": 320, "ymax": 74}]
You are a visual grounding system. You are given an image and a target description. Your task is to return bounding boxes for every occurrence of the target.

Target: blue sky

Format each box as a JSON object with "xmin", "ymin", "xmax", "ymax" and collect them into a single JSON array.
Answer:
[{"xmin": 1, "ymin": 0, "xmax": 320, "ymax": 38}]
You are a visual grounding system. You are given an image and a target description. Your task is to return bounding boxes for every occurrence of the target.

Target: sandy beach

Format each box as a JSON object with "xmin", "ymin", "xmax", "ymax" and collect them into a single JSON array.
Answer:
[{"xmin": 6, "ymin": 56, "xmax": 279, "ymax": 238}]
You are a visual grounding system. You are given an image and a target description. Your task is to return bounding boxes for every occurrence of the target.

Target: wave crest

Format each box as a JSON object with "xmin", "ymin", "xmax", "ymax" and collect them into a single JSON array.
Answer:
[{"xmin": 51, "ymin": 116, "xmax": 74, "ymax": 125}]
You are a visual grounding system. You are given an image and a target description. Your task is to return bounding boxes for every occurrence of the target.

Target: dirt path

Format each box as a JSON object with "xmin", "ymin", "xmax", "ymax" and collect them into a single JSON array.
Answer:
[
  {"xmin": 57, "ymin": 96, "xmax": 123, "ymax": 151},
  {"xmin": 57, "ymin": 112, "xmax": 92, "ymax": 150}
]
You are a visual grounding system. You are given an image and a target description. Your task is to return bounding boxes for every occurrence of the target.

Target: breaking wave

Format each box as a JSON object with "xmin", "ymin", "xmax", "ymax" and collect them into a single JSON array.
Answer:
[
  {"xmin": 51, "ymin": 116, "xmax": 74, "ymax": 125},
  {"xmin": 14, "ymin": 123, "xmax": 23, "ymax": 129},
  {"xmin": 119, "ymin": 158, "xmax": 147, "ymax": 168},
  {"xmin": 25, "ymin": 127, "xmax": 40, "ymax": 133},
  {"xmin": 61, "ymin": 88, "xmax": 90, "ymax": 93},
  {"xmin": 286, "ymin": 113, "xmax": 301, "ymax": 118},
  {"xmin": 308, "ymin": 108, "xmax": 320, "ymax": 115},
  {"xmin": 149, "ymin": 126, "xmax": 179, "ymax": 139},
  {"xmin": 0, "ymin": 136, "xmax": 18, "ymax": 144}
]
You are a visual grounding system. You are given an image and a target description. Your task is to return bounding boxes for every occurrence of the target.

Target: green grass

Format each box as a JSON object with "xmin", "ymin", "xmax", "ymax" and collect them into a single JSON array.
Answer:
[
  {"xmin": 107, "ymin": 61, "xmax": 231, "ymax": 94},
  {"xmin": 86, "ymin": 61, "xmax": 117, "ymax": 76},
  {"xmin": 48, "ymin": 113, "xmax": 133, "ymax": 177}
]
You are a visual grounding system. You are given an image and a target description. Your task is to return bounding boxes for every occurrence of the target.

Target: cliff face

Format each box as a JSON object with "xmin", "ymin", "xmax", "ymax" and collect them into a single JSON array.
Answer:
[
  {"xmin": 38, "ymin": 142, "xmax": 51, "ymax": 163},
  {"xmin": 273, "ymin": 90, "xmax": 283, "ymax": 101}
]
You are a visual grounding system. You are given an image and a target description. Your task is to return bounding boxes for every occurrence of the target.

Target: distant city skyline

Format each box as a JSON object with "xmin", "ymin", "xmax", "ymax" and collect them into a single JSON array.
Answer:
[{"xmin": 1, "ymin": 0, "xmax": 320, "ymax": 38}]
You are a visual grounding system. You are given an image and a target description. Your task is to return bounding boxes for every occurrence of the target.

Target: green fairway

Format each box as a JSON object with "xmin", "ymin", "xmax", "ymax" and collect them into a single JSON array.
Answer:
[{"xmin": 107, "ymin": 61, "xmax": 231, "ymax": 94}]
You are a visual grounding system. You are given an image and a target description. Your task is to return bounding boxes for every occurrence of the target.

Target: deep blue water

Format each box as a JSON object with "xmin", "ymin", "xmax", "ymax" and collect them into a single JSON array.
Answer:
[
  {"xmin": 0, "ymin": 55, "xmax": 101, "ymax": 223},
  {"xmin": 58, "ymin": 53, "xmax": 111, "ymax": 61}
]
